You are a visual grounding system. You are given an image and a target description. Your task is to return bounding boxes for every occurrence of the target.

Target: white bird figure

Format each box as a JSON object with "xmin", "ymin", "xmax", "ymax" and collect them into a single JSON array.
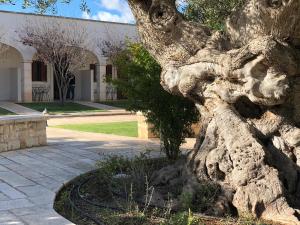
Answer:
[
  {"xmin": 42, "ymin": 108, "xmax": 48, "ymax": 115},
  {"xmin": 42, "ymin": 108, "xmax": 48, "ymax": 127}
]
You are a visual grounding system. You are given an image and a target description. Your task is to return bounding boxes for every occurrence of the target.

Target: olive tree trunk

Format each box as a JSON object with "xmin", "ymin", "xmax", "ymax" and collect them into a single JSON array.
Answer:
[{"xmin": 127, "ymin": 0, "xmax": 300, "ymax": 224}]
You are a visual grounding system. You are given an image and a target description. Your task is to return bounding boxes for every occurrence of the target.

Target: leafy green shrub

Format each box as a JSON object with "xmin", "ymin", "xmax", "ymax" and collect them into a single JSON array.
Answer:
[
  {"xmin": 96, "ymin": 153, "xmax": 170, "ymax": 197},
  {"xmin": 106, "ymin": 42, "xmax": 199, "ymax": 160},
  {"xmin": 97, "ymin": 155, "xmax": 131, "ymax": 177}
]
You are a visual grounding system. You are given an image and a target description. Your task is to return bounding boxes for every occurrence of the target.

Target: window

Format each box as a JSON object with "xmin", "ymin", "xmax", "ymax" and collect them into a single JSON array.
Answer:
[
  {"xmin": 32, "ymin": 61, "xmax": 47, "ymax": 82},
  {"xmin": 90, "ymin": 64, "xmax": 97, "ymax": 82},
  {"xmin": 106, "ymin": 64, "xmax": 113, "ymax": 81}
]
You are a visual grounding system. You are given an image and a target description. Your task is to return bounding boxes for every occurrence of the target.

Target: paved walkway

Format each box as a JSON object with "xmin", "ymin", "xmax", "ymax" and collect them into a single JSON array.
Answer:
[
  {"xmin": 0, "ymin": 102, "xmax": 41, "ymax": 115},
  {"xmin": 49, "ymin": 101, "xmax": 133, "ymax": 118},
  {"xmin": 0, "ymin": 101, "xmax": 132, "ymax": 118},
  {"xmin": 48, "ymin": 110, "xmax": 133, "ymax": 118},
  {"xmin": 0, "ymin": 127, "xmax": 188, "ymax": 225},
  {"xmin": 75, "ymin": 101, "xmax": 122, "ymax": 110}
]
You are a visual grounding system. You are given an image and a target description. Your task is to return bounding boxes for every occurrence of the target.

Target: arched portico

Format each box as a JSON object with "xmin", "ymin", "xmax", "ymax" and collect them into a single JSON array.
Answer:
[
  {"xmin": 31, "ymin": 48, "xmax": 112, "ymax": 102},
  {"xmin": 82, "ymin": 47, "xmax": 119, "ymax": 102},
  {"xmin": 71, "ymin": 49, "xmax": 100, "ymax": 102},
  {"xmin": 0, "ymin": 43, "xmax": 23, "ymax": 101},
  {"xmin": 94, "ymin": 54, "xmax": 118, "ymax": 102},
  {"xmin": 0, "ymin": 43, "xmax": 117, "ymax": 103}
]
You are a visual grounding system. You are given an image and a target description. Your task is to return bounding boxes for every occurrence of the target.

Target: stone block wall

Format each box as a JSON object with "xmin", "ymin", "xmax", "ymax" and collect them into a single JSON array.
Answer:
[
  {"xmin": 137, "ymin": 112, "xmax": 157, "ymax": 139},
  {"xmin": 137, "ymin": 112, "xmax": 201, "ymax": 139},
  {"xmin": 0, "ymin": 115, "xmax": 47, "ymax": 152}
]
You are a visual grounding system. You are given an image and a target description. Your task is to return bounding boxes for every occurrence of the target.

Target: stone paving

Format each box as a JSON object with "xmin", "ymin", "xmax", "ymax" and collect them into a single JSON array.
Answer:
[
  {"xmin": 75, "ymin": 101, "xmax": 121, "ymax": 110},
  {"xmin": 0, "ymin": 101, "xmax": 133, "ymax": 118},
  {"xmin": 0, "ymin": 126, "xmax": 193, "ymax": 225}
]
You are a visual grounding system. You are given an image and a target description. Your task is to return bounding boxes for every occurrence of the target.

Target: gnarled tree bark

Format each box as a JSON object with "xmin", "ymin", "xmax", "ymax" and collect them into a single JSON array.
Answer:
[{"xmin": 128, "ymin": 0, "xmax": 300, "ymax": 224}]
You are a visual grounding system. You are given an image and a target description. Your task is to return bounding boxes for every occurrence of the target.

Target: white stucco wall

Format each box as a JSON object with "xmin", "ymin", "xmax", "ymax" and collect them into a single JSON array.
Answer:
[
  {"xmin": 0, "ymin": 68, "xmax": 18, "ymax": 101},
  {"xmin": 0, "ymin": 46, "xmax": 22, "ymax": 101},
  {"xmin": 0, "ymin": 46, "xmax": 22, "ymax": 67},
  {"xmin": 0, "ymin": 10, "xmax": 138, "ymax": 62},
  {"xmin": 0, "ymin": 10, "xmax": 138, "ymax": 102}
]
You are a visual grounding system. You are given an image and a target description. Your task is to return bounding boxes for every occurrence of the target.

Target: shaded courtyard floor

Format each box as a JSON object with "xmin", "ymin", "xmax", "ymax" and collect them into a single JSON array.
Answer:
[{"xmin": 0, "ymin": 126, "xmax": 195, "ymax": 225}]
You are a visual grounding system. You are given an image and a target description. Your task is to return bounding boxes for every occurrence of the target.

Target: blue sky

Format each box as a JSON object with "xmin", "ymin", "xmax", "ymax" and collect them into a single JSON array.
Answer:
[{"xmin": 0, "ymin": 0, "xmax": 135, "ymax": 23}]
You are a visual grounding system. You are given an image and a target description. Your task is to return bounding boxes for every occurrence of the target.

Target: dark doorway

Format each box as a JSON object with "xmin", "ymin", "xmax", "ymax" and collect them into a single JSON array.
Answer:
[
  {"xmin": 67, "ymin": 76, "xmax": 76, "ymax": 100},
  {"xmin": 53, "ymin": 75, "xmax": 76, "ymax": 100}
]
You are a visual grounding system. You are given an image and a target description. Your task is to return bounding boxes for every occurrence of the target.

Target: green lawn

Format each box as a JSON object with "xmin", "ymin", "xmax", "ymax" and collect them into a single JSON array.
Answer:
[
  {"xmin": 0, "ymin": 107, "xmax": 14, "ymax": 116},
  {"xmin": 99, "ymin": 100, "xmax": 130, "ymax": 109},
  {"xmin": 54, "ymin": 121, "xmax": 138, "ymax": 137},
  {"xmin": 19, "ymin": 102, "xmax": 105, "ymax": 115}
]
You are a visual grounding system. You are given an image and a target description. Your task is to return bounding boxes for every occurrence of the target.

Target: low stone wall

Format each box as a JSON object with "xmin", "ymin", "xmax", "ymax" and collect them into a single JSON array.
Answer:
[
  {"xmin": 137, "ymin": 112, "xmax": 157, "ymax": 139},
  {"xmin": 137, "ymin": 112, "xmax": 201, "ymax": 139},
  {"xmin": 0, "ymin": 115, "xmax": 47, "ymax": 152}
]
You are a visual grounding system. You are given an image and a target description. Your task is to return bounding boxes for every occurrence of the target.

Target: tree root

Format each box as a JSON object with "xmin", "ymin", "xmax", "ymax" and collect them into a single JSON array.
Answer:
[{"xmin": 150, "ymin": 103, "xmax": 300, "ymax": 225}]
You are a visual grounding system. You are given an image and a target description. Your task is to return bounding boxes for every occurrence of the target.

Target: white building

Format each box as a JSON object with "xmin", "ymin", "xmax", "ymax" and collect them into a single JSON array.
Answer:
[{"xmin": 0, "ymin": 10, "xmax": 138, "ymax": 102}]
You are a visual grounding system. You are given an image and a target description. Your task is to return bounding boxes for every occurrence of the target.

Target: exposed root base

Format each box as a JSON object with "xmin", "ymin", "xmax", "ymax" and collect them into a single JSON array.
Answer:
[{"xmin": 151, "ymin": 104, "xmax": 300, "ymax": 225}]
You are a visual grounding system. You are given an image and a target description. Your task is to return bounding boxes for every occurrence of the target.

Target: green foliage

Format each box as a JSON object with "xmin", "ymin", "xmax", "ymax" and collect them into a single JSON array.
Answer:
[
  {"xmin": 183, "ymin": 0, "xmax": 246, "ymax": 30},
  {"xmin": 179, "ymin": 192, "xmax": 193, "ymax": 211},
  {"xmin": 54, "ymin": 190, "xmax": 70, "ymax": 214},
  {"xmin": 96, "ymin": 155, "xmax": 131, "ymax": 179},
  {"xmin": 179, "ymin": 182, "xmax": 220, "ymax": 212},
  {"xmin": 162, "ymin": 210, "xmax": 200, "ymax": 225},
  {"xmin": 110, "ymin": 43, "xmax": 199, "ymax": 160},
  {"xmin": 0, "ymin": 107, "xmax": 14, "ymax": 115},
  {"xmin": 97, "ymin": 153, "xmax": 170, "ymax": 195},
  {"xmin": 55, "ymin": 156, "xmax": 275, "ymax": 225},
  {"xmin": 55, "ymin": 121, "xmax": 138, "ymax": 137},
  {"xmin": 96, "ymin": 155, "xmax": 199, "ymax": 225},
  {"xmin": 0, "ymin": 0, "xmax": 89, "ymax": 14}
]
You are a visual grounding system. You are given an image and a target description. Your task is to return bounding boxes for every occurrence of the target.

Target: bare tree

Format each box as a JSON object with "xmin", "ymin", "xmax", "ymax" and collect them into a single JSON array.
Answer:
[
  {"xmin": 98, "ymin": 40, "xmax": 126, "ymax": 60},
  {"xmin": 19, "ymin": 21, "xmax": 89, "ymax": 105},
  {"xmin": 127, "ymin": 0, "xmax": 300, "ymax": 224}
]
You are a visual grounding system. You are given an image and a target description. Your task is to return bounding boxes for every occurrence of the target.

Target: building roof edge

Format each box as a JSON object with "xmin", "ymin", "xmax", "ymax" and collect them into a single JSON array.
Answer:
[{"xmin": 0, "ymin": 9, "xmax": 136, "ymax": 27}]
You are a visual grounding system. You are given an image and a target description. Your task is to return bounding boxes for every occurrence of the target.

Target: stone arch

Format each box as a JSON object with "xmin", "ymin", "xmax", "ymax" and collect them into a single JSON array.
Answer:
[
  {"xmin": 30, "ymin": 47, "xmax": 102, "ymax": 102},
  {"xmin": 0, "ymin": 43, "xmax": 24, "ymax": 68},
  {"xmin": 81, "ymin": 49, "xmax": 100, "ymax": 69},
  {"xmin": 71, "ymin": 49, "xmax": 100, "ymax": 101},
  {"xmin": 0, "ymin": 42, "xmax": 24, "ymax": 101}
]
